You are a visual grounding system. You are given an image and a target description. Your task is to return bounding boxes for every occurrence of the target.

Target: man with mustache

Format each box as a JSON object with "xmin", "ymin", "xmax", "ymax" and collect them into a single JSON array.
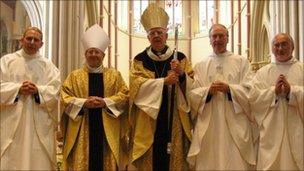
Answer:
[
  {"xmin": 129, "ymin": 3, "xmax": 193, "ymax": 170},
  {"xmin": 187, "ymin": 24, "xmax": 256, "ymax": 170},
  {"xmin": 249, "ymin": 33, "xmax": 303, "ymax": 170}
]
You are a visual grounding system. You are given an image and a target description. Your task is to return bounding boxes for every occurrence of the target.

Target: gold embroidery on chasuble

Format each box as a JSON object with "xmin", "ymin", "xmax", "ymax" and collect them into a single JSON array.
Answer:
[
  {"xmin": 66, "ymin": 112, "xmax": 117, "ymax": 171},
  {"xmin": 102, "ymin": 69, "xmax": 129, "ymax": 170},
  {"xmin": 130, "ymin": 57, "xmax": 193, "ymax": 170},
  {"xmin": 129, "ymin": 59, "xmax": 155, "ymax": 162},
  {"xmin": 169, "ymin": 104, "xmax": 190, "ymax": 170},
  {"xmin": 62, "ymin": 68, "xmax": 128, "ymax": 170},
  {"xmin": 132, "ymin": 103, "xmax": 190, "ymax": 170},
  {"xmin": 67, "ymin": 113, "xmax": 89, "ymax": 170}
]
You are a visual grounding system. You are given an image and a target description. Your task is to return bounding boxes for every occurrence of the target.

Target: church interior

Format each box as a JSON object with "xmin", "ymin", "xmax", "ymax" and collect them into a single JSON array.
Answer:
[
  {"xmin": 1, "ymin": 0, "xmax": 303, "ymax": 81},
  {"xmin": 1, "ymin": 0, "xmax": 303, "ymax": 169}
]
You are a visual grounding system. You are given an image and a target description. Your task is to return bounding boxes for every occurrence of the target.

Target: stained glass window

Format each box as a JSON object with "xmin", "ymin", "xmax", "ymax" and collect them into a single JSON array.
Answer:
[
  {"xmin": 133, "ymin": 0, "xmax": 149, "ymax": 34},
  {"xmin": 117, "ymin": 1, "xmax": 128, "ymax": 31},
  {"xmin": 219, "ymin": 1, "xmax": 231, "ymax": 28},
  {"xmin": 164, "ymin": 0, "xmax": 183, "ymax": 35},
  {"xmin": 199, "ymin": 0, "xmax": 215, "ymax": 33}
]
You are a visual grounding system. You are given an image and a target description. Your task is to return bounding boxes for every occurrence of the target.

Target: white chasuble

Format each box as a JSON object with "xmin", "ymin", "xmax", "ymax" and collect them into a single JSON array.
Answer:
[
  {"xmin": 249, "ymin": 58, "xmax": 303, "ymax": 170},
  {"xmin": 187, "ymin": 52, "xmax": 256, "ymax": 170}
]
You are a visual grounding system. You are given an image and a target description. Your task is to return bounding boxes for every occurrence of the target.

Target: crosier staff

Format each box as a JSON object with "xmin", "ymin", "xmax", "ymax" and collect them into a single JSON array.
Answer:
[{"xmin": 167, "ymin": 25, "xmax": 179, "ymax": 154}]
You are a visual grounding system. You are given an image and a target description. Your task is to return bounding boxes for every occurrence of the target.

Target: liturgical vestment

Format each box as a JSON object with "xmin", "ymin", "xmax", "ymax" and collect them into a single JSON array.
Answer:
[
  {"xmin": 130, "ymin": 46, "xmax": 193, "ymax": 170},
  {"xmin": 187, "ymin": 51, "xmax": 256, "ymax": 170},
  {"xmin": 61, "ymin": 67, "xmax": 129, "ymax": 170},
  {"xmin": 1, "ymin": 49, "xmax": 61, "ymax": 170},
  {"xmin": 249, "ymin": 57, "xmax": 303, "ymax": 170}
]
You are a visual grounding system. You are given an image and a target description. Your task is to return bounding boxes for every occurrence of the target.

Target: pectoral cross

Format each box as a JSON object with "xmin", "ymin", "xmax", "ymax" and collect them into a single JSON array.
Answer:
[{"xmin": 167, "ymin": 142, "xmax": 172, "ymax": 154}]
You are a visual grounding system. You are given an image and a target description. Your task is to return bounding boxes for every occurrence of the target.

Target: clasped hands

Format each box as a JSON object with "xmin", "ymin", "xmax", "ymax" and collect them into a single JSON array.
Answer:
[
  {"xmin": 19, "ymin": 81, "xmax": 38, "ymax": 95},
  {"xmin": 164, "ymin": 59, "xmax": 184, "ymax": 85},
  {"xmin": 275, "ymin": 74, "xmax": 290, "ymax": 96},
  {"xmin": 209, "ymin": 80, "xmax": 230, "ymax": 95},
  {"xmin": 84, "ymin": 96, "xmax": 106, "ymax": 108}
]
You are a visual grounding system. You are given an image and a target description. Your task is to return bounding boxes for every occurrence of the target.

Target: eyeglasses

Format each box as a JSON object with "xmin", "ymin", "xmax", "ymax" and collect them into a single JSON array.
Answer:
[
  {"xmin": 24, "ymin": 36, "xmax": 41, "ymax": 44},
  {"xmin": 273, "ymin": 42, "xmax": 290, "ymax": 49},
  {"xmin": 210, "ymin": 33, "xmax": 227, "ymax": 39},
  {"xmin": 148, "ymin": 30, "xmax": 166, "ymax": 36},
  {"xmin": 86, "ymin": 48, "xmax": 103, "ymax": 55}
]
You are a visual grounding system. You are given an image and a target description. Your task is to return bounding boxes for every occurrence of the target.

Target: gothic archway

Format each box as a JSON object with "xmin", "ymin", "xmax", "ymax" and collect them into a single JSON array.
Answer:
[
  {"xmin": 20, "ymin": 0, "xmax": 43, "ymax": 30},
  {"xmin": 250, "ymin": 0, "xmax": 271, "ymax": 71},
  {"xmin": 0, "ymin": 20, "xmax": 8, "ymax": 57}
]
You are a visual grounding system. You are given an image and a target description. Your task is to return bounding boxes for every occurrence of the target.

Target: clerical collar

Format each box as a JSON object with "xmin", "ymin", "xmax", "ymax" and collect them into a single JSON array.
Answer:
[
  {"xmin": 271, "ymin": 55, "xmax": 298, "ymax": 65},
  {"xmin": 85, "ymin": 63, "xmax": 104, "ymax": 73},
  {"xmin": 211, "ymin": 51, "xmax": 232, "ymax": 58},
  {"xmin": 151, "ymin": 46, "xmax": 168, "ymax": 56},
  {"xmin": 18, "ymin": 49, "xmax": 39, "ymax": 59},
  {"xmin": 147, "ymin": 46, "xmax": 173, "ymax": 61}
]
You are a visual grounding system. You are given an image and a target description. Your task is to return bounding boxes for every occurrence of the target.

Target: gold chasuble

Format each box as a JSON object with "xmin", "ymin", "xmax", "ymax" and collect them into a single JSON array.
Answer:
[
  {"xmin": 61, "ymin": 67, "xmax": 128, "ymax": 170},
  {"xmin": 130, "ymin": 46, "xmax": 193, "ymax": 170}
]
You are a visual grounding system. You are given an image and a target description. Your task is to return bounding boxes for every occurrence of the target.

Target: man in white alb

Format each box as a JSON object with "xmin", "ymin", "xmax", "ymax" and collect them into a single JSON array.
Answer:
[
  {"xmin": 1, "ymin": 27, "xmax": 60, "ymax": 170},
  {"xmin": 249, "ymin": 33, "xmax": 303, "ymax": 170},
  {"xmin": 187, "ymin": 24, "xmax": 256, "ymax": 170}
]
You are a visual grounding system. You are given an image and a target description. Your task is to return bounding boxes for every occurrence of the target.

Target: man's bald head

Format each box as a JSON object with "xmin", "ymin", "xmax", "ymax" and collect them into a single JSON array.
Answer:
[{"xmin": 272, "ymin": 33, "xmax": 294, "ymax": 50}]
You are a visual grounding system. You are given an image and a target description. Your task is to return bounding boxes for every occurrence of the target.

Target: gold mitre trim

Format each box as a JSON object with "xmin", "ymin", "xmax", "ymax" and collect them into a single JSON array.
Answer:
[{"xmin": 140, "ymin": 3, "xmax": 169, "ymax": 32}]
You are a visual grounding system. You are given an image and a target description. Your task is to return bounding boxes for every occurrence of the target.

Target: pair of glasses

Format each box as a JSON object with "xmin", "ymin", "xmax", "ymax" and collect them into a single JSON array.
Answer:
[
  {"xmin": 24, "ymin": 37, "xmax": 41, "ymax": 44},
  {"xmin": 273, "ymin": 42, "xmax": 290, "ymax": 49},
  {"xmin": 86, "ymin": 49, "xmax": 103, "ymax": 55},
  {"xmin": 148, "ymin": 30, "xmax": 165, "ymax": 36},
  {"xmin": 211, "ymin": 34, "xmax": 226, "ymax": 39}
]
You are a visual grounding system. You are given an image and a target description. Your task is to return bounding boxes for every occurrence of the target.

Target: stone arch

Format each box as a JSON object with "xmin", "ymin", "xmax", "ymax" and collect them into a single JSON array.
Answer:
[
  {"xmin": 20, "ymin": 0, "xmax": 43, "ymax": 30},
  {"xmin": 261, "ymin": 27, "xmax": 270, "ymax": 62},
  {"xmin": 250, "ymin": 0, "xmax": 271, "ymax": 71},
  {"xmin": 0, "ymin": 19, "xmax": 9, "ymax": 56}
]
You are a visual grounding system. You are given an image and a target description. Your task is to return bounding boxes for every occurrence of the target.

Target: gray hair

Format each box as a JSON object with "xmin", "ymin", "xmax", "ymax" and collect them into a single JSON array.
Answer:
[
  {"xmin": 272, "ymin": 33, "xmax": 294, "ymax": 50},
  {"xmin": 208, "ymin": 24, "xmax": 229, "ymax": 37}
]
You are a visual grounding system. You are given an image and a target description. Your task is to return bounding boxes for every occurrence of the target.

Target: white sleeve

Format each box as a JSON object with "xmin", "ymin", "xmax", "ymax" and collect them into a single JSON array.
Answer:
[
  {"xmin": 249, "ymin": 83, "xmax": 277, "ymax": 126},
  {"xmin": 229, "ymin": 84, "xmax": 254, "ymax": 122},
  {"xmin": 189, "ymin": 85, "xmax": 210, "ymax": 120},
  {"xmin": 134, "ymin": 78, "xmax": 164, "ymax": 119},
  {"xmin": 103, "ymin": 98, "xmax": 124, "ymax": 118},
  {"xmin": 64, "ymin": 98, "xmax": 86, "ymax": 120},
  {"xmin": 0, "ymin": 56, "xmax": 22, "ymax": 106},
  {"xmin": 177, "ymin": 74, "xmax": 193, "ymax": 113},
  {"xmin": 0, "ymin": 82, "xmax": 21, "ymax": 105},
  {"xmin": 288, "ymin": 85, "xmax": 304, "ymax": 119}
]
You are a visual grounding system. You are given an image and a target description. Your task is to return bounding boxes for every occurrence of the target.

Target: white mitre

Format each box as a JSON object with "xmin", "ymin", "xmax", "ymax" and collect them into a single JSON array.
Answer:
[{"xmin": 82, "ymin": 24, "xmax": 110, "ymax": 53}]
